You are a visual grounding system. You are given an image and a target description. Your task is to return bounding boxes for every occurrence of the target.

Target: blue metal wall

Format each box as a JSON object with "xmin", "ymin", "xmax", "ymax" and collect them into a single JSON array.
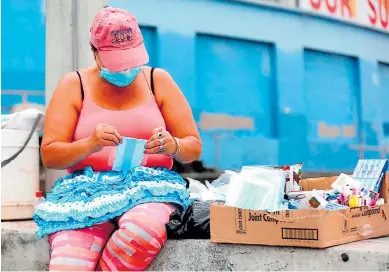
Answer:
[
  {"xmin": 195, "ymin": 34, "xmax": 277, "ymax": 169},
  {"xmin": 378, "ymin": 63, "xmax": 389, "ymax": 147},
  {"xmin": 2, "ymin": 0, "xmax": 389, "ymax": 172},
  {"xmin": 302, "ymin": 50, "xmax": 360, "ymax": 170},
  {"xmin": 1, "ymin": 0, "xmax": 46, "ymax": 113},
  {"xmin": 196, "ymin": 34, "xmax": 275, "ymax": 138},
  {"xmin": 141, "ymin": 26, "xmax": 158, "ymax": 68}
]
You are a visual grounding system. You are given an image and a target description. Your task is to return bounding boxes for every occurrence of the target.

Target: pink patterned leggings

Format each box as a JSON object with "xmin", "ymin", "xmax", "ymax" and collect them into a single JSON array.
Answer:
[{"xmin": 48, "ymin": 203, "xmax": 174, "ymax": 271}]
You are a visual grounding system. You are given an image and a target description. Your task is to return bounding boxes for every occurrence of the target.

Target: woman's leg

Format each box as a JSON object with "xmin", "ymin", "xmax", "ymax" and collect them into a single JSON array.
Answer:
[
  {"xmin": 49, "ymin": 222, "xmax": 115, "ymax": 271},
  {"xmin": 98, "ymin": 203, "xmax": 174, "ymax": 271}
]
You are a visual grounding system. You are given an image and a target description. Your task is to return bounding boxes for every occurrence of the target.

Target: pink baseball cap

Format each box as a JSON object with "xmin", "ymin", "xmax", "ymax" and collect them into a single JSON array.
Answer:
[{"xmin": 91, "ymin": 7, "xmax": 149, "ymax": 72}]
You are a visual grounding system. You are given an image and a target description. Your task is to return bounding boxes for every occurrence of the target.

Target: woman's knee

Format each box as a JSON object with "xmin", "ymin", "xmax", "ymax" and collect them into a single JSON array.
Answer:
[
  {"xmin": 49, "ymin": 223, "xmax": 114, "ymax": 271},
  {"xmin": 99, "ymin": 227, "xmax": 165, "ymax": 271},
  {"xmin": 99, "ymin": 205, "xmax": 172, "ymax": 271},
  {"xmin": 119, "ymin": 203, "xmax": 173, "ymax": 247},
  {"xmin": 49, "ymin": 233, "xmax": 100, "ymax": 271}
]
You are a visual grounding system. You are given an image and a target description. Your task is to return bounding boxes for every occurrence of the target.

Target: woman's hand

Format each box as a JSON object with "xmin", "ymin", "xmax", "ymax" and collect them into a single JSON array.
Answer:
[
  {"xmin": 87, "ymin": 123, "xmax": 122, "ymax": 152},
  {"xmin": 144, "ymin": 127, "xmax": 178, "ymax": 156}
]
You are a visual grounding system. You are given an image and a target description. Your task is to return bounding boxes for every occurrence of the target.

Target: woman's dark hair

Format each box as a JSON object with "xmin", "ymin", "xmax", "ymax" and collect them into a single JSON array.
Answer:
[{"xmin": 90, "ymin": 42, "xmax": 98, "ymax": 52}]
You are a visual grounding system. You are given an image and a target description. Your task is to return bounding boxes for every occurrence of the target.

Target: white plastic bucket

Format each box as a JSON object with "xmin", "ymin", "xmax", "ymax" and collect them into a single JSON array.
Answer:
[{"xmin": 1, "ymin": 129, "xmax": 40, "ymax": 220}]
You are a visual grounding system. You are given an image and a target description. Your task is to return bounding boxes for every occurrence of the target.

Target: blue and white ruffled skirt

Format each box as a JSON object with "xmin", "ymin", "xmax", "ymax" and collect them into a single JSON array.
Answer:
[{"xmin": 33, "ymin": 166, "xmax": 192, "ymax": 238}]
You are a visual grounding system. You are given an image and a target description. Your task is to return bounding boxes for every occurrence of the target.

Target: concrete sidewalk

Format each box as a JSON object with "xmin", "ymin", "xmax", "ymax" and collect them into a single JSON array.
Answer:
[{"xmin": 2, "ymin": 221, "xmax": 389, "ymax": 271}]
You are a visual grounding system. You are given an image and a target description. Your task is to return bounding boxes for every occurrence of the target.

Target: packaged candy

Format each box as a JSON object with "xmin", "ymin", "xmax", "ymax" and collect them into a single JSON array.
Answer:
[
  {"xmin": 298, "ymin": 190, "xmax": 328, "ymax": 210},
  {"xmin": 340, "ymin": 190, "xmax": 380, "ymax": 208},
  {"xmin": 328, "ymin": 199, "xmax": 341, "ymax": 205},
  {"xmin": 325, "ymin": 203, "xmax": 349, "ymax": 210},
  {"xmin": 369, "ymin": 191, "xmax": 380, "ymax": 206},
  {"xmin": 325, "ymin": 191, "xmax": 341, "ymax": 201},
  {"xmin": 359, "ymin": 195, "xmax": 370, "ymax": 206},
  {"xmin": 281, "ymin": 200, "xmax": 290, "ymax": 210},
  {"xmin": 289, "ymin": 198, "xmax": 347, "ymax": 210},
  {"xmin": 286, "ymin": 190, "xmax": 325, "ymax": 200},
  {"xmin": 348, "ymin": 195, "xmax": 360, "ymax": 208},
  {"xmin": 274, "ymin": 163, "xmax": 303, "ymax": 193},
  {"xmin": 339, "ymin": 193, "xmax": 347, "ymax": 206},
  {"xmin": 288, "ymin": 199, "xmax": 301, "ymax": 210},
  {"xmin": 360, "ymin": 187, "xmax": 370, "ymax": 196}
]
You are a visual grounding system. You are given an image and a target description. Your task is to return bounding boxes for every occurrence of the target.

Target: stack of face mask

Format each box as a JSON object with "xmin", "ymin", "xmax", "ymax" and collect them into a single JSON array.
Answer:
[
  {"xmin": 352, "ymin": 159, "xmax": 388, "ymax": 193},
  {"xmin": 225, "ymin": 167, "xmax": 286, "ymax": 211}
]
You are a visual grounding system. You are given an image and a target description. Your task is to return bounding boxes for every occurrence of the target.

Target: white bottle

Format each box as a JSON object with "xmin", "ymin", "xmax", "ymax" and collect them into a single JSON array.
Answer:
[{"xmin": 35, "ymin": 191, "xmax": 45, "ymax": 211}]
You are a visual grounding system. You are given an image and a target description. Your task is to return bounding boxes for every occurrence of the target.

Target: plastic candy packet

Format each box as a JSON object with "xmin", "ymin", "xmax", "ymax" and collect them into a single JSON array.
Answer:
[
  {"xmin": 297, "ymin": 190, "xmax": 328, "ymax": 210},
  {"xmin": 340, "ymin": 190, "xmax": 380, "ymax": 208},
  {"xmin": 275, "ymin": 163, "xmax": 303, "ymax": 193},
  {"xmin": 287, "ymin": 190, "xmax": 325, "ymax": 200}
]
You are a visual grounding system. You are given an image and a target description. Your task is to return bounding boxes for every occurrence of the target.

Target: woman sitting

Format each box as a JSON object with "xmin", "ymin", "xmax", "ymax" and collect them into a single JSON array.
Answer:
[{"xmin": 34, "ymin": 6, "xmax": 201, "ymax": 271}]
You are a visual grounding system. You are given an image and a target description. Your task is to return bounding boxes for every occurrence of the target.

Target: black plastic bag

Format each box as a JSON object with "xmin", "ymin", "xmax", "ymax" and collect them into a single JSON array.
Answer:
[{"xmin": 166, "ymin": 200, "xmax": 224, "ymax": 239}]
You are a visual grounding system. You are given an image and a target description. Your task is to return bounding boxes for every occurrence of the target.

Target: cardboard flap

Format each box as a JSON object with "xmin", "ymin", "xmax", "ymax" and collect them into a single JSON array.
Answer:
[{"xmin": 300, "ymin": 176, "xmax": 338, "ymax": 191}]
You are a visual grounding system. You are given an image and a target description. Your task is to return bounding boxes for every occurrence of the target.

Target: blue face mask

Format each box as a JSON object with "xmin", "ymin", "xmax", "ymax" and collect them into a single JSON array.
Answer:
[
  {"xmin": 100, "ymin": 66, "xmax": 142, "ymax": 87},
  {"xmin": 111, "ymin": 137, "xmax": 147, "ymax": 171}
]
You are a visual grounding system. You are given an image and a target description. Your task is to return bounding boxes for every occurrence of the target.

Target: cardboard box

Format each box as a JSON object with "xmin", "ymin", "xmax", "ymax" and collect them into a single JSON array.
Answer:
[{"xmin": 210, "ymin": 174, "xmax": 389, "ymax": 248}]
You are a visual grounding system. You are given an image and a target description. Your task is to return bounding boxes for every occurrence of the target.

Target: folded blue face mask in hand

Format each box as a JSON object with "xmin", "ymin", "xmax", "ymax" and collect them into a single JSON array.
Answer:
[{"xmin": 110, "ymin": 137, "xmax": 147, "ymax": 171}]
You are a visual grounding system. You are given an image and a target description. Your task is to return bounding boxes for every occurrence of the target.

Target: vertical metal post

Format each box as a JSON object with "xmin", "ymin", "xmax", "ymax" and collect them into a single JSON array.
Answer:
[
  {"xmin": 44, "ymin": 0, "xmax": 109, "ymax": 193},
  {"xmin": 71, "ymin": 0, "xmax": 79, "ymax": 71}
]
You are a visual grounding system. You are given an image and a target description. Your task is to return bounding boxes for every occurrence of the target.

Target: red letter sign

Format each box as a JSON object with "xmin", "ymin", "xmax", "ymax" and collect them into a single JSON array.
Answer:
[
  {"xmin": 369, "ymin": 0, "xmax": 377, "ymax": 25},
  {"xmin": 311, "ymin": 0, "xmax": 322, "ymax": 9}
]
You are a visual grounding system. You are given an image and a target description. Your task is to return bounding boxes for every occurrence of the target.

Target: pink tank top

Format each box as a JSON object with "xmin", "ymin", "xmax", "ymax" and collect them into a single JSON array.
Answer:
[{"xmin": 68, "ymin": 79, "xmax": 173, "ymax": 172}]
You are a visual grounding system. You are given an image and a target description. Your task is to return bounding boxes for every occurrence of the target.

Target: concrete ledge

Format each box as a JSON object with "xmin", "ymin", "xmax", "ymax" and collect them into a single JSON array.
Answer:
[
  {"xmin": 2, "ymin": 221, "xmax": 49, "ymax": 271},
  {"xmin": 2, "ymin": 221, "xmax": 389, "ymax": 271}
]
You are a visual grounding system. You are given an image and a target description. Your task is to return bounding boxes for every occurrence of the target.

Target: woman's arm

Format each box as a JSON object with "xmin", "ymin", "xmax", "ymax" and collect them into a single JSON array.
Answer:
[
  {"xmin": 41, "ymin": 72, "xmax": 122, "ymax": 170},
  {"xmin": 41, "ymin": 72, "xmax": 95, "ymax": 169},
  {"xmin": 153, "ymin": 69, "xmax": 202, "ymax": 163}
]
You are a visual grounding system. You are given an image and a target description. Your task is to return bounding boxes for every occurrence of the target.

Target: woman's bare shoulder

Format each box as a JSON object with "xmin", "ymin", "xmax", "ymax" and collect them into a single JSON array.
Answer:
[
  {"xmin": 152, "ymin": 68, "xmax": 180, "ymax": 95},
  {"xmin": 50, "ymin": 70, "xmax": 86, "ymax": 111},
  {"xmin": 55, "ymin": 67, "xmax": 94, "ymax": 96}
]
